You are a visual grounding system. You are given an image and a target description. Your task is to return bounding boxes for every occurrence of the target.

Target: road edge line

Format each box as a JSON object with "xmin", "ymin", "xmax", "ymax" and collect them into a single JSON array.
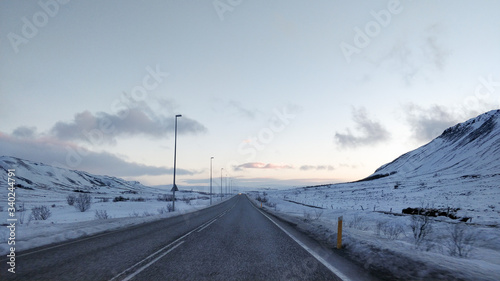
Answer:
[{"xmin": 252, "ymin": 201, "xmax": 352, "ymax": 281}]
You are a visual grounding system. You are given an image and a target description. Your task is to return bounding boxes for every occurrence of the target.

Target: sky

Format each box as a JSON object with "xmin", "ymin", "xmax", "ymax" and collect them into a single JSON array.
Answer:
[{"xmin": 1, "ymin": 0, "xmax": 500, "ymax": 191}]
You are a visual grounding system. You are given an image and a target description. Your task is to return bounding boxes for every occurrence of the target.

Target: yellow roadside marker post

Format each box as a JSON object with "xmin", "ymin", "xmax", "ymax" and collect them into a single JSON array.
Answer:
[{"xmin": 337, "ymin": 216, "xmax": 343, "ymax": 249}]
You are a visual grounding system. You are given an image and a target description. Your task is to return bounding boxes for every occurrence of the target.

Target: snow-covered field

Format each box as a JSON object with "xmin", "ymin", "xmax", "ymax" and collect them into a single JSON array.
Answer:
[{"xmin": 248, "ymin": 172, "xmax": 500, "ymax": 281}]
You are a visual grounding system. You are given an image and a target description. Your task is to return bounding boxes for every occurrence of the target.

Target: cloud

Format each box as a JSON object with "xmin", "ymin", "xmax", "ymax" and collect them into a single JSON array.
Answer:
[
  {"xmin": 229, "ymin": 177, "xmax": 342, "ymax": 189},
  {"xmin": 403, "ymin": 101, "xmax": 500, "ymax": 142},
  {"xmin": 378, "ymin": 41, "xmax": 418, "ymax": 85},
  {"xmin": 373, "ymin": 23, "xmax": 450, "ymax": 85},
  {"xmin": 228, "ymin": 100, "xmax": 258, "ymax": 119},
  {"xmin": 0, "ymin": 132, "xmax": 196, "ymax": 177},
  {"xmin": 299, "ymin": 165, "xmax": 315, "ymax": 171},
  {"xmin": 404, "ymin": 104, "xmax": 463, "ymax": 142},
  {"xmin": 234, "ymin": 162, "xmax": 294, "ymax": 171},
  {"xmin": 50, "ymin": 101, "xmax": 207, "ymax": 144},
  {"xmin": 335, "ymin": 107, "xmax": 390, "ymax": 148},
  {"xmin": 422, "ymin": 24, "xmax": 449, "ymax": 71},
  {"xmin": 12, "ymin": 126, "xmax": 37, "ymax": 138},
  {"xmin": 299, "ymin": 165, "xmax": 334, "ymax": 171},
  {"xmin": 210, "ymin": 98, "xmax": 260, "ymax": 120}
]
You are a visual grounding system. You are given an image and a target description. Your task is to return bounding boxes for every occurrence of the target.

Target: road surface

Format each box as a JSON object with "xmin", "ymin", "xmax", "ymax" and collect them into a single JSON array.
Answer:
[{"xmin": 1, "ymin": 195, "xmax": 372, "ymax": 280}]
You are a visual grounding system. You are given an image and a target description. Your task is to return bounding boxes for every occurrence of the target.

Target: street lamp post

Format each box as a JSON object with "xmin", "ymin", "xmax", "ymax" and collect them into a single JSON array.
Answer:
[
  {"xmin": 210, "ymin": 157, "xmax": 214, "ymax": 205},
  {"xmin": 220, "ymin": 168, "xmax": 223, "ymax": 200},
  {"xmin": 171, "ymin": 114, "xmax": 182, "ymax": 212}
]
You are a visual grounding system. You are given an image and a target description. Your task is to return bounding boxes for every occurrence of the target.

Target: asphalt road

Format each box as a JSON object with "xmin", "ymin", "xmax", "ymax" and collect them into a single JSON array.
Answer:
[{"xmin": 1, "ymin": 195, "xmax": 353, "ymax": 280}]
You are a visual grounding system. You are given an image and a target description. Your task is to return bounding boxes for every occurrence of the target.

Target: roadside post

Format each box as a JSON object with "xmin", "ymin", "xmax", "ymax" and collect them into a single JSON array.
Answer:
[{"xmin": 337, "ymin": 216, "xmax": 343, "ymax": 249}]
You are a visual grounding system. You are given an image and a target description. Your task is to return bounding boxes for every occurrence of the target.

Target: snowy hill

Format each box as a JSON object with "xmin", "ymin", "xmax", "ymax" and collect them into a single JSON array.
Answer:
[
  {"xmin": 372, "ymin": 109, "xmax": 500, "ymax": 179},
  {"xmin": 0, "ymin": 156, "xmax": 152, "ymax": 194}
]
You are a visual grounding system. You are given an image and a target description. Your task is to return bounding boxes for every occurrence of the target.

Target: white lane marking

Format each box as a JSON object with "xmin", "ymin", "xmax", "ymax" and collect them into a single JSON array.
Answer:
[
  {"xmin": 198, "ymin": 217, "xmax": 216, "ymax": 229},
  {"xmin": 218, "ymin": 202, "xmax": 236, "ymax": 218},
  {"xmin": 197, "ymin": 218, "xmax": 217, "ymax": 232},
  {"xmin": 198, "ymin": 197, "xmax": 239, "ymax": 232},
  {"xmin": 110, "ymin": 222, "xmax": 207, "ymax": 281},
  {"xmin": 251, "ymin": 201, "xmax": 352, "ymax": 281},
  {"xmin": 122, "ymin": 241, "xmax": 184, "ymax": 281},
  {"xmin": 109, "ymin": 238, "xmax": 185, "ymax": 281},
  {"xmin": 111, "ymin": 199, "xmax": 238, "ymax": 281}
]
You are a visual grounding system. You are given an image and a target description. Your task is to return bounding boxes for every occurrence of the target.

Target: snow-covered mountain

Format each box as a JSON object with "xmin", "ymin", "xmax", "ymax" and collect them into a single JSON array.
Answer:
[
  {"xmin": 0, "ymin": 156, "xmax": 152, "ymax": 193},
  {"xmin": 372, "ymin": 109, "xmax": 500, "ymax": 179}
]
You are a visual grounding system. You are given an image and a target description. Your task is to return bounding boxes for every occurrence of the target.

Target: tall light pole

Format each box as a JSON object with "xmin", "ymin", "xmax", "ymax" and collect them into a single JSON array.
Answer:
[
  {"xmin": 210, "ymin": 157, "xmax": 214, "ymax": 205},
  {"xmin": 220, "ymin": 168, "xmax": 223, "ymax": 200},
  {"xmin": 171, "ymin": 114, "xmax": 182, "ymax": 212}
]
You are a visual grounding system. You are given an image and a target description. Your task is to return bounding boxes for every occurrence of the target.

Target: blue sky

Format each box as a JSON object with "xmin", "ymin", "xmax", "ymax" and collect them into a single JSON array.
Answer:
[{"xmin": 2, "ymin": 0, "xmax": 500, "ymax": 190}]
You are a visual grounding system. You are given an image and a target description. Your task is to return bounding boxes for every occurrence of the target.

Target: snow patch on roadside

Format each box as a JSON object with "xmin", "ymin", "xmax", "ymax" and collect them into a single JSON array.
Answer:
[{"xmin": 249, "ymin": 187, "xmax": 500, "ymax": 281}]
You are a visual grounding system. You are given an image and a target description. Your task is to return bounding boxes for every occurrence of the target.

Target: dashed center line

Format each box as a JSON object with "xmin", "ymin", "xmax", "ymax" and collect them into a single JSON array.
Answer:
[
  {"xmin": 252, "ymin": 200, "xmax": 351, "ymax": 281},
  {"xmin": 121, "ymin": 241, "xmax": 184, "ymax": 281},
  {"xmin": 197, "ymin": 218, "xmax": 217, "ymax": 232},
  {"xmin": 109, "ymin": 199, "xmax": 237, "ymax": 281}
]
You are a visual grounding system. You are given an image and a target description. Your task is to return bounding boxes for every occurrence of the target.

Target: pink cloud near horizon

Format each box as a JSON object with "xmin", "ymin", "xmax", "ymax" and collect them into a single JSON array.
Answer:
[{"xmin": 234, "ymin": 162, "xmax": 294, "ymax": 171}]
